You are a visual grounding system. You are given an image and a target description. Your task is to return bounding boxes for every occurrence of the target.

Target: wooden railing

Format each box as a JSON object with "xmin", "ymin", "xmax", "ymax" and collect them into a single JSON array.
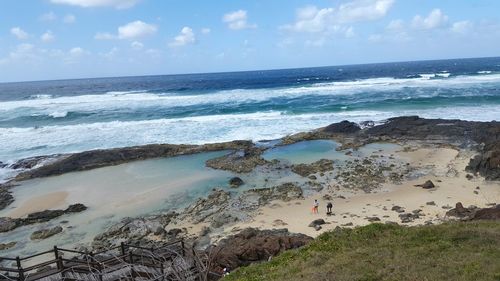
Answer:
[{"xmin": 0, "ymin": 239, "xmax": 186, "ymax": 281}]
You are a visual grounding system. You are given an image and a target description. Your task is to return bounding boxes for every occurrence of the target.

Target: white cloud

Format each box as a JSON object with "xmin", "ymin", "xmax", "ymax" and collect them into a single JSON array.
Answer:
[
  {"xmin": 223, "ymin": 10, "xmax": 257, "ymax": 30},
  {"xmin": 40, "ymin": 12, "xmax": 57, "ymax": 21},
  {"xmin": 451, "ymin": 20, "xmax": 473, "ymax": 34},
  {"xmin": 201, "ymin": 28, "xmax": 211, "ymax": 34},
  {"xmin": 41, "ymin": 31, "xmax": 55, "ymax": 42},
  {"xmin": 69, "ymin": 47, "xmax": 84, "ymax": 56},
  {"xmin": 95, "ymin": 20, "xmax": 157, "ymax": 40},
  {"xmin": 131, "ymin": 41, "xmax": 144, "ymax": 50},
  {"xmin": 63, "ymin": 14, "xmax": 76, "ymax": 24},
  {"xmin": 118, "ymin": 20, "xmax": 157, "ymax": 39},
  {"xmin": 10, "ymin": 27, "xmax": 29, "ymax": 40},
  {"xmin": 169, "ymin": 27, "xmax": 196, "ymax": 47},
  {"xmin": 336, "ymin": 0, "xmax": 394, "ymax": 23},
  {"xmin": 386, "ymin": 19, "xmax": 404, "ymax": 32},
  {"xmin": 0, "ymin": 44, "xmax": 39, "ymax": 65},
  {"xmin": 282, "ymin": 0, "xmax": 394, "ymax": 33},
  {"xmin": 412, "ymin": 9, "xmax": 449, "ymax": 30},
  {"xmin": 50, "ymin": 0, "xmax": 140, "ymax": 9}
]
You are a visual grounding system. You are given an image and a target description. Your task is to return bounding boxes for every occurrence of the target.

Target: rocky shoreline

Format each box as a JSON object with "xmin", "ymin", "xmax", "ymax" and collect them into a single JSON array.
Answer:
[{"xmin": 1, "ymin": 116, "xmax": 499, "ymax": 275}]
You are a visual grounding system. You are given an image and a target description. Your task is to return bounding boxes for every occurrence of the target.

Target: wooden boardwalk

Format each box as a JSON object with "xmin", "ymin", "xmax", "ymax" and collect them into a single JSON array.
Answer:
[{"xmin": 0, "ymin": 240, "xmax": 204, "ymax": 281}]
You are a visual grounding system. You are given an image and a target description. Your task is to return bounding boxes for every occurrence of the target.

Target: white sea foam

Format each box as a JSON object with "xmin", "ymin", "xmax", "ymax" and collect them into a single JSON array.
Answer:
[
  {"xmin": 478, "ymin": 70, "xmax": 492, "ymax": 74},
  {"xmin": 49, "ymin": 111, "xmax": 68, "ymax": 118},
  {"xmin": 1, "ymin": 105, "xmax": 499, "ymax": 166},
  {"xmin": 29, "ymin": 94, "xmax": 53, "ymax": 99},
  {"xmin": 1, "ymin": 73, "xmax": 500, "ymax": 116}
]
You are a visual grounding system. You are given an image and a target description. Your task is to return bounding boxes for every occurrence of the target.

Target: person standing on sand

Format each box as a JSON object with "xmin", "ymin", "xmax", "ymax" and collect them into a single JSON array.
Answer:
[
  {"xmin": 313, "ymin": 199, "xmax": 319, "ymax": 214},
  {"xmin": 327, "ymin": 202, "xmax": 333, "ymax": 215}
]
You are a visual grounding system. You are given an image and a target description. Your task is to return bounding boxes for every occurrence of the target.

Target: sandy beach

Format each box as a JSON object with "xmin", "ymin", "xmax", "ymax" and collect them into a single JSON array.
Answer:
[
  {"xmin": 7, "ymin": 191, "xmax": 68, "ymax": 218},
  {"xmin": 207, "ymin": 145, "xmax": 500, "ymax": 238}
]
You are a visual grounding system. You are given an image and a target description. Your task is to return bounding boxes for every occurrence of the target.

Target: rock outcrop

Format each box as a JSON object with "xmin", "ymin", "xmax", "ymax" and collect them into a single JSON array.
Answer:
[
  {"xmin": 205, "ymin": 148, "xmax": 268, "ymax": 173},
  {"xmin": 208, "ymin": 228, "xmax": 312, "ymax": 273},
  {"xmin": 31, "ymin": 226, "xmax": 63, "ymax": 240},
  {"xmin": 229, "ymin": 177, "xmax": 244, "ymax": 188},
  {"xmin": 471, "ymin": 205, "xmax": 500, "ymax": 220},
  {"xmin": 0, "ymin": 204, "xmax": 88, "ymax": 233},
  {"xmin": 0, "ymin": 242, "xmax": 16, "ymax": 251},
  {"xmin": 15, "ymin": 141, "xmax": 254, "ymax": 180},
  {"xmin": 323, "ymin": 120, "xmax": 361, "ymax": 134},
  {"xmin": 0, "ymin": 189, "xmax": 14, "ymax": 210},
  {"xmin": 414, "ymin": 180, "xmax": 435, "ymax": 189},
  {"xmin": 360, "ymin": 116, "xmax": 500, "ymax": 180},
  {"xmin": 291, "ymin": 159, "xmax": 334, "ymax": 177}
]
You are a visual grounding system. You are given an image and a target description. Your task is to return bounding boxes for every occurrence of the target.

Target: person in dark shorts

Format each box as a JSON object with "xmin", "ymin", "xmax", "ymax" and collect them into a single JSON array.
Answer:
[{"xmin": 326, "ymin": 202, "xmax": 333, "ymax": 215}]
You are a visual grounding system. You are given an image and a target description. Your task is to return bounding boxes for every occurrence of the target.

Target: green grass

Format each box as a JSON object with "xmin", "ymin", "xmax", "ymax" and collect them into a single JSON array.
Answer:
[{"xmin": 225, "ymin": 222, "xmax": 500, "ymax": 281}]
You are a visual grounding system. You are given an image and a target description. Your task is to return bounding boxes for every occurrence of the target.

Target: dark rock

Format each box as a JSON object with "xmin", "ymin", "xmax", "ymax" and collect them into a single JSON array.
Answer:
[
  {"xmin": 229, "ymin": 177, "xmax": 244, "ymax": 188},
  {"xmin": 308, "ymin": 219, "xmax": 326, "ymax": 227},
  {"xmin": 323, "ymin": 120, "xmax": 361, "ymax": 134},
  {"xmin": 341, "ymin": 222, "xmax": 353, "ymax": 226},
  {"xmin": 31, "ymin": 226, "xmax": 63, "ymax": 240},
  {"xmin": 399, "ymin": 213, "xmax": 419, "ymax": 223},
  {"xmin": 0, "ymin": 242, "xmax": 16, "ymax": 251},
  {"xmin": 10, "ymin": 156, "xmax": 52, "ymax": 170},
  {"xmin": 206, "ymin": 147, "xmax": 268, "ymax": 173},
  {"xmin": 15, "ymin": 141, "xmax": 254, "ymax": 180},
  {"xmin": 426, "ymin": 201, "xmax": 436, "ymax": 206},
  {"xmin": 208, "ymin": 228, "xmax": 312, "ymax": 273},
  {"xmin": 0, "ymin": 161, "xmax": 6, "ymax": 168},
  {"xmin": 65, "ymin": 203, "xmax": 88, "ymax": 213},
  {"xmin": 391, "ymin": 206, "xmax": 405, "ymax": 213},
  {"xmin": 314, "ymin": 225, "xmax": 322, "ymax": 231},
  {"xmin": 167, "ymin": 228, "xmax": 183, "ymax": 237},
  {"xmin": 366, "ymin": 217, "xmax": 381, "ymax": 222},
  {"xmin": 26, "ymin": 209, "xmax": 65, "ymax": 222},
  {"xmin": 466, "ymin": 174, "xmax": 474, "ymax": 180},
  {"xmin": 471, "ymin": 205, "xmax": 500, "ymax": 220},
  {"xmin": 446, "ymin": 202, "xmax": 474, "ymax": 218},
  {"xmin": 0, "ymin": 217, "xmax": 18, "ymax": 233},
  {"xmin": 322, "ymin": 194, "xmax": 333, "ymax": 200},
  {"xmin": 242, "ymin": 183, "xmax": 304, "ymax": 205},
  {"xmin": 291, "ymin": 159, "xmax": 334, "ymax": 177},
  {"xmin": 414, "ymin": 180, "xmax": 435, "ymax": 189},
  {"xmin": 0, "ymin": 189, "xmax": 14, "ymax": 211},
  {"xmin": 1, "ymin": 203, "xmax": 88, "ymax": 234}
]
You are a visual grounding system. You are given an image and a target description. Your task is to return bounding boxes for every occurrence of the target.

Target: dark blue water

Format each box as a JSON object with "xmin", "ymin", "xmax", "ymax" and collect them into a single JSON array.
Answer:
[{"xmin": 0, "ymin": 57, "xmax": 499, "ymax": 176}]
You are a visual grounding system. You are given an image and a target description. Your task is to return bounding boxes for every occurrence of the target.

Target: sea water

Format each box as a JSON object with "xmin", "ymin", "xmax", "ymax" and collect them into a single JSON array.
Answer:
[{"xmin": 1, "ymin": 57, "xmax": 500, "ymax": 182}]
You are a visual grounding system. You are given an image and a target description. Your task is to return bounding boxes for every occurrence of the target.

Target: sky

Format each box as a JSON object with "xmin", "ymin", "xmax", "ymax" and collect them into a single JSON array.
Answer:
[{"xmin": 0, "ymin": 0, "xmax": 499, "ymax": 82}]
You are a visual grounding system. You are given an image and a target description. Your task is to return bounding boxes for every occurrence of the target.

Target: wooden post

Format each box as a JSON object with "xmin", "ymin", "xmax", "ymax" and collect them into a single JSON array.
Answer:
[
  {"xmin": 54, "ymin": 246, "xmax": 62, "ymax": 271},
  {"xmin": 160, "ymin": 262, "xmax": 165, "ymax": 281},
  {"xmin": 15, "ymin": 257, "xmax": 24, "ymax": 281},
  {"xmin": 120, "ymin": 242, "xmax": 127, "ymax": 257},
  {"xmin": 181, "ymin": 240, "xmax": 185, "ymax": 257},
  {"xmin": 129, "ymin": 251, "xmax": 136, "ymax": 281}
]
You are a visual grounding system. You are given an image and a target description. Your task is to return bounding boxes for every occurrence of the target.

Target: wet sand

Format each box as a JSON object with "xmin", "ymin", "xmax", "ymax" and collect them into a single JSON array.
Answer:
[{"xmin": 7, "ymin": 191, "xmax": 68, "ymax": 218}]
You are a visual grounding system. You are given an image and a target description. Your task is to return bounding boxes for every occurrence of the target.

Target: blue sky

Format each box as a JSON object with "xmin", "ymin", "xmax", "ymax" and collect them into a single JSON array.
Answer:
[{"xmin": 0, "ymin": 0, "xmax": 499, "ymax": 82}]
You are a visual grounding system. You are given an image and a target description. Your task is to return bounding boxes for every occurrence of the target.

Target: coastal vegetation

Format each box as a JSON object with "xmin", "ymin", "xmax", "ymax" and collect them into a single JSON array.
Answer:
[{"xmin": 225, "ymin": 221, "xmax": 500, "ymax": 281}]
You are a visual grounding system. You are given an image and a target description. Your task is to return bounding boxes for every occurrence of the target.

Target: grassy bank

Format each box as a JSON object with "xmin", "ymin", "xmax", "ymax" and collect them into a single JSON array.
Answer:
[{"xmin": 225, "ymin": 222, "xmax": 500, "ymax": 281}]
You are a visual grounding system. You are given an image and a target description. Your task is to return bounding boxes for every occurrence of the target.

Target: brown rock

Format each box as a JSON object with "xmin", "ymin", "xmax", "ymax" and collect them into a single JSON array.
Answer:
[{"xmin": 208, "ymin": 228, "xmax": 312, "ymax": 272}]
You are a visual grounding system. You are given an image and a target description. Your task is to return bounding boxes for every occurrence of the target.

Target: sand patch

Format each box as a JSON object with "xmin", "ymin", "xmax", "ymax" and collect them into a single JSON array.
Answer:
[{"xmin": 7, "ymin": 191, "xmax": 68, "ymax": 218}]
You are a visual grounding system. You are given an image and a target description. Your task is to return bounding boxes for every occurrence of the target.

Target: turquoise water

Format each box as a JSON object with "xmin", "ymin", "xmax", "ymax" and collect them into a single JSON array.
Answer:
[
  {"xmin": 263, "ymin": 140, "xmax": 401, "ymax": 164},
  {"xmin": 0, "ymin": 151, "xmax": 234, "ymax": 258}
]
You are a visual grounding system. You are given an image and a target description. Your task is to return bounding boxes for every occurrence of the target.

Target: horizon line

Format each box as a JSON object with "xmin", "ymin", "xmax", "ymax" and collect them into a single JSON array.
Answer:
[{"xmin": 1, "ymin": 55, "xmax": 499, "ymax": 85}]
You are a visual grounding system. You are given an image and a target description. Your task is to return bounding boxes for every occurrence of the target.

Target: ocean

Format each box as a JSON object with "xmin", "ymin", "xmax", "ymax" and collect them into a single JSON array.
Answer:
[{"xmin": 1, "ymin": 57, "xmax": 500, "ymax": 181}]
